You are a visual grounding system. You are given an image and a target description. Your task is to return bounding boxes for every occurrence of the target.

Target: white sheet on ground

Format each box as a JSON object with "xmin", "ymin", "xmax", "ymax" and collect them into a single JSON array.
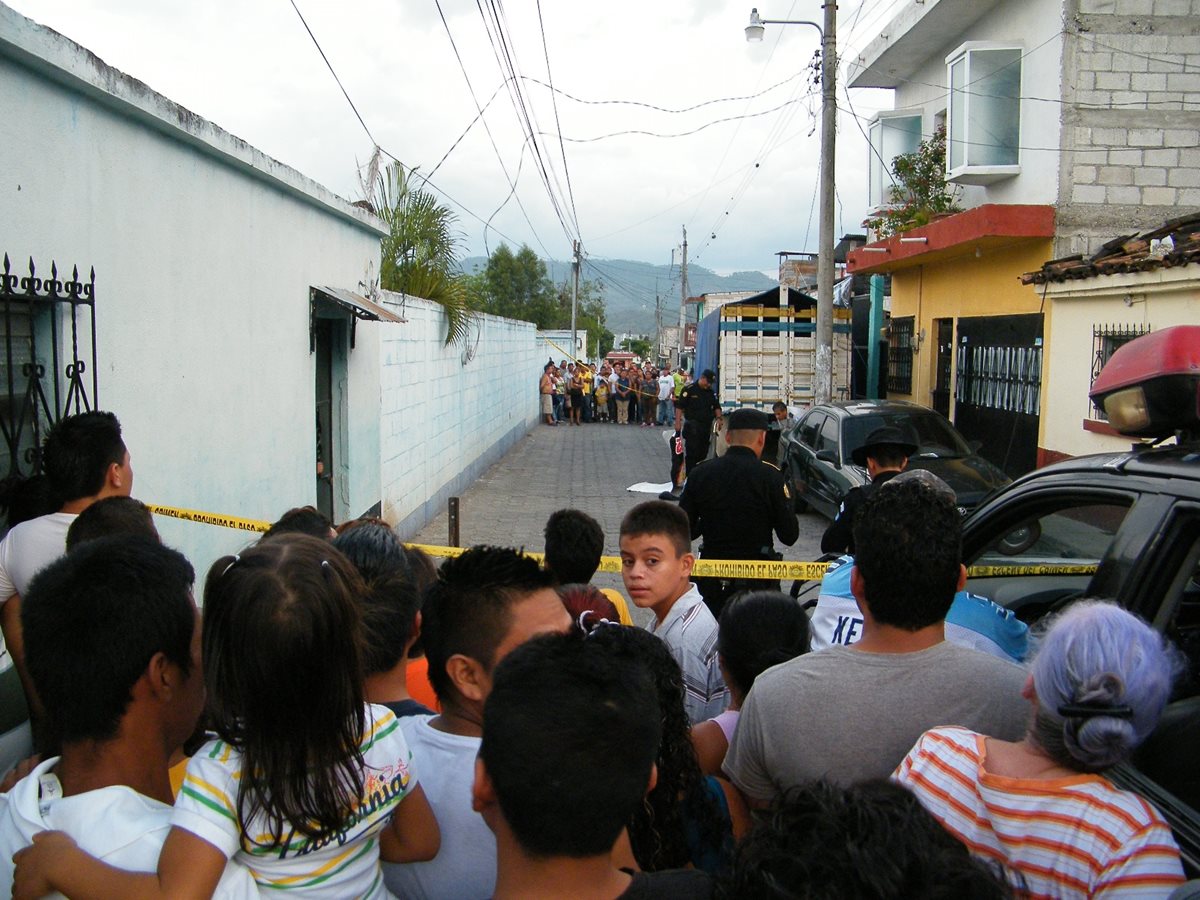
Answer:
[{"xmin": 627, "ymin": 482, "xmax": 674, "ymax": 494}]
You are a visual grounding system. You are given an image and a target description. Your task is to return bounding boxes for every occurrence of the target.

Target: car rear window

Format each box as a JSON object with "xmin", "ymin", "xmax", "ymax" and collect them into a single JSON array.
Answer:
[{"xmin": 842, "ymin": 412, "xmax": 972, "ymax": 463}]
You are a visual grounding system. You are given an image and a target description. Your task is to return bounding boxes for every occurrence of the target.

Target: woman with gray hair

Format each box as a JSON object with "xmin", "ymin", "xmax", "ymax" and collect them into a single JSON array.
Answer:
[{"xmin": 894, "ymin": 601, "xmax": 1184, "ymax": 897}]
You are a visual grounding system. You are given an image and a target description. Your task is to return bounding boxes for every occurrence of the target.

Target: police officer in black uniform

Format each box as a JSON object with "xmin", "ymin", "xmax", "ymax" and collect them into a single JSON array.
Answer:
[
  {"xmin": 679, "ymin": 408, "xmax": 800, "ymax": 617},
  {"xmin": 819, "ymin": 425, "xmax": 917, "ymax": 555},
  {"xmin": 674, "ymin": 369, "xmax": 723, "ymax": 479}
]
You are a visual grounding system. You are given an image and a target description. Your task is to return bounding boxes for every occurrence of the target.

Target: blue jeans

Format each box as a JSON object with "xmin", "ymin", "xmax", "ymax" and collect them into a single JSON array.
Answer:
[{"xmin": 657, "ymin": 399, "xmax": 672, "ymax": 425}]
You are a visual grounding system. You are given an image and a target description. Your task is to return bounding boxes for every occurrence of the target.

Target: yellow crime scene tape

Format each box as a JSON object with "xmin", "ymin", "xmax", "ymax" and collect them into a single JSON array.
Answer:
[
  {"xmin": 964, "ymin": 563, "xmax": 1098, "ymax": 577},
  {"xmin": 147, "ymin": 506, "xmax": 1099, "ymax": 581},
  {"xmin": 410, "ymin": 548, "xmax": 831, "ymax": 580},
  {"xmin": 542, "ymin": 336, "xmax": 587, "ymax": 369},
  {"xmin": 146, "ymin": 505, "xmax": 271, "ymax": 533}
]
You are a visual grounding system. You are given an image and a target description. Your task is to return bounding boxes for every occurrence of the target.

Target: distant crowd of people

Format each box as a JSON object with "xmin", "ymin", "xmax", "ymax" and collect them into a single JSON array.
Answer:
[
  {"xmin": 0, "ymin": 410, "xmax": 1187, "ymax": 898},
  {"xmin": 539, "ymin": 358, "xmax": 684, "ymax": 428}
]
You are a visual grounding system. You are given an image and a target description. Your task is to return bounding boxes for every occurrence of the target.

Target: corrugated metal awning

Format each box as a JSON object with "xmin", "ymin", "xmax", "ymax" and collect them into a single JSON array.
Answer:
[{"xmin": 312, "ymin": 286, "xmax": 405, "ymax": 323}]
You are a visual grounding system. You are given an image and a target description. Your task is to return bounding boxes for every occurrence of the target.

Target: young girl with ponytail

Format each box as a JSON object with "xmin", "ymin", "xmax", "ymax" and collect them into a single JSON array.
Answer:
[{"xmin": 14, "ymin": 534, "xmax": 439, "ymax": 899}]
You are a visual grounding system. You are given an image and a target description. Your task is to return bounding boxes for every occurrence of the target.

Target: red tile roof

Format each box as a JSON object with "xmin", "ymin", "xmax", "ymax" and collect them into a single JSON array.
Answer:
[{"xmin": 1020, "ymin": 212, "xmax": 1200, "ymax": 285}]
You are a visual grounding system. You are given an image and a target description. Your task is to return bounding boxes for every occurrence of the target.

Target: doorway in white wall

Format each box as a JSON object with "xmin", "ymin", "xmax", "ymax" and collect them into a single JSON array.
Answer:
[{"xmin": 313, "ymin": 317, "xmax": 347, "ymax": 523}]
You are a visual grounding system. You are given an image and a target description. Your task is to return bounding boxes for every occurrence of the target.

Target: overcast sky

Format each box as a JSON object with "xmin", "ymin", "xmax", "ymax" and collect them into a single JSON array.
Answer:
[{"xmin": 11, "ymin": 0, "xmax": 897, "ymax": 276}]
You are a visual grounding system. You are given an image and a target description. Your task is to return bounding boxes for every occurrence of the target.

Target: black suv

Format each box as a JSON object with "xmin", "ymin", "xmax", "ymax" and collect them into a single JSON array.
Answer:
[{"xmin": 960, "ymin": 326, "xmax": 1200, "ymax": 874}]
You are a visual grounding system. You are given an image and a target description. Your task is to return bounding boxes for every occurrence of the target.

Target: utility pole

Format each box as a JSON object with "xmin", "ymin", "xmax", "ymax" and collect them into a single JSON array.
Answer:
[
  {"xmin": 570, "ymin": 240, "xmax": 580, "ymax": 360},
  {"xmin": 814, "ymin": 0, "xmax": 837, "ymax": 405},
  {"xmin": 654, "ymin": 277, "xmax": 663, "ymax": 363},
  {"xmin": 745, "ymin": 7, "xmax": 836, "ymax": 404},
  {"xmin": 679, "ymin": 226, "xmax": 689, "ymax": 370}
]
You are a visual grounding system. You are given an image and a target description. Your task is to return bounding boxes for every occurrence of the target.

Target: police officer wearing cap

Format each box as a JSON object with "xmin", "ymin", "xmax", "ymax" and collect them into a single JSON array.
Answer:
[
  {"xmin": 819, "ymin": 424, "xmax": 918, "ymax": 555},
  {"xmin": 674, "ymin": 369, "xmax": 723, "ymax": 479},
  {"xmin": 679, "ymin": 407, "xmax": 799, "ymax": 617}
]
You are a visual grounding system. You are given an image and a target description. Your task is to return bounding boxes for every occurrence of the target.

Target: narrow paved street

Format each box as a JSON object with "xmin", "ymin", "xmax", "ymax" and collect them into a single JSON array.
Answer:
[{"xmin": 411, "ymin": 422, "xmax": 828, "ymax": 608}]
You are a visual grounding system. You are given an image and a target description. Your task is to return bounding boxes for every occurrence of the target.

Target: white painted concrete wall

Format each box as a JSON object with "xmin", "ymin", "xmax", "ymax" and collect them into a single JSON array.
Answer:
[
  {"xmin": 0, "ymin": 4, "xmax": 386, "ymax": 578},
  {"xmin": 1041, "ymin": 268, "xmax": 1200, "ymax": 458},
  {"xmin": 887, "ymin": 0, "xmax": 1064, "ymax": 208},
  {"xmin": 377, "ymin": 293, "xmax": 540, "ymax": 540}
]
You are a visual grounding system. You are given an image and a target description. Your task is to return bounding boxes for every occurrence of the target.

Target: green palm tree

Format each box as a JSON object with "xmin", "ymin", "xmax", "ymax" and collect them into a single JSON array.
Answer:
[{"xmin": 374, "ymin": 161, "xmax": 475, "ymax": 347}]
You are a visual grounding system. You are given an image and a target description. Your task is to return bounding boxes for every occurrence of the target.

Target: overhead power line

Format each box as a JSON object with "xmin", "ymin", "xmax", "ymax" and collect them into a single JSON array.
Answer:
[
  {"xmin": 836, "ymin": 102, "xmax": 1200, "ymax": 151},
  {"xmin": 284, "ymin": 0, "xmax": 528, "ymax": 252},
  {"xmin": 435, "ymin": 0, "xmax": 562, "ymax": 260},
  {"xmin": 552, "ymin": 96, "xmax": 817, "ymax": 143},
  {"xmin": 286, "ymin": 0, "xmax": 377, "ymax": 147},
  {"xmin": 429, "ymin": 69, "xmax": 815, "ymax": 180},
  {"xmin": 587, "ymin": 114, "xmax": 819, "ymax": 248},
  {"xmin": 519, "ymin": 70, "xmax": 808, "ymax": 113},
  {"xmin": 534, "ymin": 0, "xmax": 581, "ymax": 241},
  {"xmin": 476, "ymin": 0, "xmax": 579, "ymax": 244},
  {"xmin": 845, "ymin": 29, "xmax": 1191, "ymax": 109}
]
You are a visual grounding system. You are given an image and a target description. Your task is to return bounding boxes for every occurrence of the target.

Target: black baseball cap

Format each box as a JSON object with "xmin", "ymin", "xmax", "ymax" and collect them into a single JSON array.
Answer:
[
  {"xmin": 700, "ymin": 369, "xmax": 716, "ymax": 381},
  {"xmin": 727, "ymin": 408, "xmax": 771, "ymax": 431}
]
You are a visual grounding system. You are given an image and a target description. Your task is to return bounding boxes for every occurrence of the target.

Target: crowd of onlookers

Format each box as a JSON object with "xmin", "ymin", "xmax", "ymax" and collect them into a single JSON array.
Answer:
[
  {"xmin": 539, "ymin": 358, "xmax": 684, "ymax": 427},
  {"xmin": 0, "ymin": 410, "xmax": 1189, "ymax": 898}
]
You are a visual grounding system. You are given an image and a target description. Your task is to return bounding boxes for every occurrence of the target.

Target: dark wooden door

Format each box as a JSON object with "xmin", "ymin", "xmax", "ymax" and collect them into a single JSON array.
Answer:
[
  {"xmin": 314, "ymin": 319, "xmax": 335, "ymax": 521},
  {"xmin": 932, "ymin": 317, "xmax": 954, "ymax": 418}
]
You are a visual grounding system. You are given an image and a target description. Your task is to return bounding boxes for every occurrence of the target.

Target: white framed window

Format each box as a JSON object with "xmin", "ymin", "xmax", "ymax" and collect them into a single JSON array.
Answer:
[
  {"xmin": 867, "ymin": 112, "xmax": 922, "ymax": 209},
  {"xmin": 946, "ymin": 42, "xmax": 1022, "ymax": 185}
]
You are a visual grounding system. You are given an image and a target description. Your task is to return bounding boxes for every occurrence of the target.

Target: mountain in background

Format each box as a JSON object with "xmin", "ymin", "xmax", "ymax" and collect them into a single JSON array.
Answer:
[{"xmin": 463, "ymin": 256, "xmax": 778, "ymax": 335}]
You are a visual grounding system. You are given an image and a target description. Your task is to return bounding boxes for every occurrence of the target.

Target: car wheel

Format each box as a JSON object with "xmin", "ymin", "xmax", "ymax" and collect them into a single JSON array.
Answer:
[{"xmin": 996, "ymin": 521, "xmax": 1042, "ymax": 556}]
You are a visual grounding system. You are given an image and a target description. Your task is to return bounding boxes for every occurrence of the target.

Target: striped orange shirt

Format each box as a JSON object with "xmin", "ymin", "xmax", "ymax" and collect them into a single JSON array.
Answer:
[{"xmin": 894, "ymin": 726, "xmax": 1184, "ymax": 898}]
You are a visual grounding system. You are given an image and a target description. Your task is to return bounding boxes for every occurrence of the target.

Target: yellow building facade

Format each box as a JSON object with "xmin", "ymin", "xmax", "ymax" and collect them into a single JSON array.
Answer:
[
  {"xmin": 886, "ymin": 240, "xmax": 1052, "ymax": 411},
  {"xmin": 848, "ymin": 204, "xmax": 1056, "ymax": 477}
]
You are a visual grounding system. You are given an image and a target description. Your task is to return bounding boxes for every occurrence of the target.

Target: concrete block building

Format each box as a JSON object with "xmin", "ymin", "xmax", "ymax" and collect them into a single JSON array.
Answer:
[{"xmin": 844, "ymin": 0, "xmax": 1200, "ymax": 475}]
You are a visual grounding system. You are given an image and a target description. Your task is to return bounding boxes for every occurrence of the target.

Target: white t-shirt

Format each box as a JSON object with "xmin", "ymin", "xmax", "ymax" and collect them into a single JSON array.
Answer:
[
  {"xmin": 0, "ymin": 511, "xmax": 75, "ymax": 605},
  {"xmin": 0, "ymin": 757, "xmax": 258, "ymax": 900},
  {"xmin": 385, "ymin": 715, "xmax": 495, "ymax": 900},
  {"xmin": 0, "ymin": 511, "xmax": 74, "ymax": 675},
  {"xmin": 657, "ymin": 374, "xmax": 675, "ymax": 401},
  {"xmin": 0, "ymin": 512, "xmax": 72, "ymax": 772},
  {"xmin": 173, "ymin": 705, "xmax": 416, "ymax": 899}
]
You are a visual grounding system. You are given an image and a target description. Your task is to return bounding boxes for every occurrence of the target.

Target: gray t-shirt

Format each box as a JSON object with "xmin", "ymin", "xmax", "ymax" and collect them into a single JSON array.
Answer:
[{"xmin": 723, "ymin": 641, "xmax": 1028, "ymax": 799}]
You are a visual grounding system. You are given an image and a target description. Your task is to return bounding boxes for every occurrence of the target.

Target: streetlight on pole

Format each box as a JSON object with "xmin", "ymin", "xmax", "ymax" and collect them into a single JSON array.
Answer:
[{"xmin": 746, "ymin": 5, "xmax": 836, "ymax": 405}]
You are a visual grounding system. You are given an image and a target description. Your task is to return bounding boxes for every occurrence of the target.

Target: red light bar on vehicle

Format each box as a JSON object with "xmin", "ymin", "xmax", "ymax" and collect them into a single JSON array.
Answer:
[{"xmin": 1089, "ymin": 325, "xmax": 1200, "ymax": 438}]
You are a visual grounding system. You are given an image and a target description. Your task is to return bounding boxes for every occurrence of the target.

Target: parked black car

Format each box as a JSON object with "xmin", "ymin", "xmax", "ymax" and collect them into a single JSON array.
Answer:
[{"xmin": 777, "ymin": 400, "xmax": 1011, "ymax": 519}]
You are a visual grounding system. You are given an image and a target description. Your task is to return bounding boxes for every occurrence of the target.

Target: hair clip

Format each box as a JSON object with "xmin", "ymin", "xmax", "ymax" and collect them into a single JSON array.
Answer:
[
  {"xmin": 220, "ymin": 554, "xmax": 240, "ymax": 578},
  {"xmin": 321, "ymin": 560, "xmax": 332, "ymax": 571},
  {"xmin": 1057, "ymin": 702, "xmax": 1134, "ymax": 719},
  {"xmin": 579, "ymin": 611, "xmax": 619, "ymax": 635}
]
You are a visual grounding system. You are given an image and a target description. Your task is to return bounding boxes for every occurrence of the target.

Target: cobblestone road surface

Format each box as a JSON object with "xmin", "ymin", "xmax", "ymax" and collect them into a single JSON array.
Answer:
[{"xmin": 411, "ymin": 421, "xmax": 829, "ymax": 621}]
